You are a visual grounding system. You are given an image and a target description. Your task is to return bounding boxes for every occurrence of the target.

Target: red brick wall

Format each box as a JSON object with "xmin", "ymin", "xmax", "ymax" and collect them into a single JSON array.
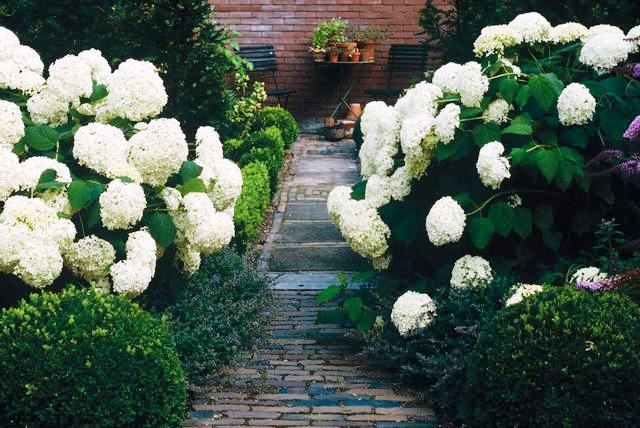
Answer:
[{"xmin": 209, "ymin": 0, "xmax": 432, "ymax": 128}]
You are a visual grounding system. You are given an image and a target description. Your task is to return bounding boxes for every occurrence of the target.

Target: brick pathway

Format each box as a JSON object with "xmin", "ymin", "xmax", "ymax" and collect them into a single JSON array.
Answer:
[{"xmin": 185, "ymin": 135, "xmax": 437, "ymax": 427}]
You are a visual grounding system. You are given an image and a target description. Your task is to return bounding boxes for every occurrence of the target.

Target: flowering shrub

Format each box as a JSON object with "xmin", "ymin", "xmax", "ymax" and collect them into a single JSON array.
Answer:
[
  {"xmin": 327, "ymin": 13, "xmax": 640, "ymax": 327},
  {"xmin": 0, "ymin": 27, "xmax": 242, "ymax": 295}
]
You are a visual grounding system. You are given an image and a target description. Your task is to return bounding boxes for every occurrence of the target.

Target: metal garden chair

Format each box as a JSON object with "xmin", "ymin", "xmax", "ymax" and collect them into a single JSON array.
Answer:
[
  {"xmin": 365, "ymin": 44, "xmax": 428, "ymax": 102},
  {"xmin": 238, "ymin": 44, "xmax": 297, "ymax": 109}
]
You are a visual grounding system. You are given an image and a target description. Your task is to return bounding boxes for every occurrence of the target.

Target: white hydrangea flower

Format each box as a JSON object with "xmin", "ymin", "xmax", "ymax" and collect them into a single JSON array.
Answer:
[
  {"xmin": 506, "ymin": 283, "xmax": 543, "ymax": 306},
  {"xmin": 0, "ymin": 59, "xmax": 19, "ymax": 89},
  {"xmin": 434, "ymin": 103, "xmax": 460, "ymax": 144},
  {"xmin": 507, "ymin": 194, "xmax": 522, "ymax": 208},
  {"xmin": 432, "ymin": 62, "xmax": 461, "ymax": 94},
  {"xmin": 160, "ymin": 186, "xmax": 183, "ymax": 210},
  {"xmin": 98, "ymin": 179, "xmax": 146, "ymax": 230},
  {"xmin": 181, "ymin": 192, "xmax": 235, "ymax": 254},
  {"xmin": 18, "ymin": 156, "xmax": 71, "ymax": 191},
  {"xmin": 391, "ymin": 291, "xmax": 437, "ymax": 337},
  {"xmin": 498, "ymin": 57, "xmax": 522, "ymax": 77},
  {"xmin": 579, "ymin": 33, "xmax": 633, "ymax": 74},
  {"xmin": 426, "ymin": 196, "xmax": 466, "ymax": 246},
  {"xmin": 365, "ymin": 174, "xmax": 392, "ymax": 208},
  {"xmin": 14, "ymin": 236, "xmax": 63, "ymax": 289},
  {"xmin": 39, "ymin": 189, "xmax": 72, "ymax": 216},
  {"xmin": 359, "ymin": 101, "xmax": 400, "ymax": 178},
  {"xmin": 557, "ymin": 83, "xmax": 596, "ymax": 126},
  {"xmin": 46, "ymin": 54, "xmax": 93, "ymax": 102},
  {"xmin": 73, "ymin": 123, "xmax": 141, "ymax": 181},
  {"xmin": 551, "ymin": 22, "xmax": 588, "ymax": 44},
  {"xmin": 110, "ymin": 259, "xmax": 154, "ymax": 296},
  {"xmin": 372, "ymin": 253, "xmax": 392, "ymax": 271},
  {"xmin": 64, "ymin": 235, "xmax": 115, "ymax": 281},
  {"xmin": 389, "ymin": 166, "xmax": 412, "ymax": 201},
  {"xmin": 12, "ymin": 70, "xmax": 45, "ymax": 95},
  {"xmin": 456, "ymin": 62, "xmax": 489, "ymax": 108},
  {"xmin": 0, "ymin": 100, "xmax": 24, "ymax": 150},
  {"xmin": 570, "ymin": 266, "xmax": 607, "ymax": 283},
  {"xmin": 476, "ymin": 141, "xmax": 511, "ymax": 190},
  {"xmin": 128, "ymin": 118, "xmax": 188, "ymax": 186},
  {"xmin": 394, "ymin": 81, "xmax": 442, "ymax": 122},
  {"xmin": 403, "ymin": 134, "xmax": 438, "ymax": 179},
  {"xmin": 126, "ymin": 228, "xmax": 157, "ymax": 271},
  {"xmin": 336, "ymin": 199, "xmax": 390, "ymax": 259},
  {"xmin": 176, "ymin": 243, "xmax": 201, "ymax": 276},
  {"xmin": 450, "ymin": 255, "xmax": 493, "ymax": 289},
  {"xmin": 195, "ymin": 126, "xmax": 224, "ymax": 169},
  {"xmin": 582, "ymin": 24, "xmax": 625, "ymax": 42},
  {"xmin": 77, "ymin": 49, "xmax": 111, "ymax": 84},
  {"xmin": 0, "ymin": 147, "xmax": 19, "ymax": 201},
  {"xmin": 26, "ymin": 87, "xmax": 69, "ymax": 126},
  {"xmin": 0, "ymin": 27, "xmax": 20, "ymax": 60},
  {"xmin": 483, "ymin": 99, "xmax": 510, "ymax": 124},
  {"xmin": 508, "ymin": 12, "xmax": 553, "ymax": 44},
  {"xmin": 327, "ymin": 185, "xmax": 352, "ymax": 224},
  {"xmin": 627, "ymin": 25, "xmax": 640, "ymax": 53},
  {"xmin": 473, "ymin": 25, "xmax": 522, "ymax": 57},
  {"xmin": 10, "ymin": 45, "xmax": 44, "ymax": 74},
  {"xmin": 205, "ymin": 158, "xmax": 243, "ymax": 211},
  {"xmin": 95, "ymin": 59, "xmax": 168, "ymax": 122},
  {"xmin": 0, "ymin": 223, "xmax": 30, "ymax": 271},
  {"xmin": 400, "ymin": 113, "xmax": 434, "ymax": 156}
]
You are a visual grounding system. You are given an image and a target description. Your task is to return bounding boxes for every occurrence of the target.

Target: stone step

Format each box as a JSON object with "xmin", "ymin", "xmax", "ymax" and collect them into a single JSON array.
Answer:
[
  {"xmin": 269, "ymin": 245, "xmax": 369, "ymax": 272},
  {"xmin": 284, "ymin": 203, "xmax": 331, "ymax": 221},
  {"xmin": 276, "ymin": 221, "xmax": 343, "ymax": 244},
  {"xmin": 267, "ymin": 272, "xmax": 363, "ymax": 290}
]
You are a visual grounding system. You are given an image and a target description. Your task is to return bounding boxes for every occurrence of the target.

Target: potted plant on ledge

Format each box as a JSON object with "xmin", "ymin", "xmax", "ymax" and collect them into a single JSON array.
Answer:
[
  {"xmin": 310, "ymin": 18, "xmax": 349, "ymax": 62},
  {"xmin": 355, "ymin": 27, "xmax": 388, "ymax": 62}
]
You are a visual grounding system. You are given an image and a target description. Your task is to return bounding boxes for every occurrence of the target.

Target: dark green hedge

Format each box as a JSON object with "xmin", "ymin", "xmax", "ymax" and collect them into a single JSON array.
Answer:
[
  {"xmin": 239, "ymin": 126, "xmax": 285, "ymax": 194},
  {"xmin": 0, "ymin": 287, "xmax": 187, "ymax": 427},
  {"xmin": 463, "ymin": 287, "xmax": 640, "ymax": 426},
  {"xmin": 252, "ymin": 107, "xmax": 298, "ymax": 148},
  {"xmin": 234, "ymin": 162, "xmax": 271, "ymax": 250},
  {"xmin": 3, "ymin": 0, "xmax": 241, "ymax": 135}
]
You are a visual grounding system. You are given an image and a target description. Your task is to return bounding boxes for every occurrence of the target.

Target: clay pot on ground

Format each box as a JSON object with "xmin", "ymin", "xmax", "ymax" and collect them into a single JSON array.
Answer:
[
  {"xmin": 357, "ymin": 40, "xmax": 376, "ymax": 62},
  {"xmin": 324, "ymin": 117, "xmax": 336, "ymax": 128},
  {"xmin": 336, "ymin": 42, "xmax": 357, "ymax": 61},
  {"xmin": 345, "ymin": 103, "xmax": 362, "ymax": 121}
]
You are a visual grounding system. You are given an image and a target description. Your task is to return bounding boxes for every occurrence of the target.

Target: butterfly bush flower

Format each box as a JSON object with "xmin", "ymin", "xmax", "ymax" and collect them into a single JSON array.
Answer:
[
  {"xmin": 450, "ymin": 255, "xmax": 493, "ymax": 289},
  {"xmin": 426, "ymin": 196, "xmax": 466, "ymax": 246},
  {"xmin": 391, "ymin": 291, "xmax": 437, "ymax": 337},
  {"xmin": 623, "ymin": 115, "xmax": 640, "ymax": 141},
  {"xmin": 557, "ymin": 83, "xmax": 596, "ymax": 126}
]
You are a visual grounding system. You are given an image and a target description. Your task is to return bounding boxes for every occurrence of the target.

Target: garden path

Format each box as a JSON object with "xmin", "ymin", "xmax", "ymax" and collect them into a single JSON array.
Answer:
[{"xmin": 185, "ymin": 135, "xmax": 437, "ymax": 427}]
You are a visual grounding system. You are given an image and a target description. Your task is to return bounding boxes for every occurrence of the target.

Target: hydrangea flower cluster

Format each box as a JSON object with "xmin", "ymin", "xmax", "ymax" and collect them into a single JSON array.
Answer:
[
  {"xmin": 390, "ymin": 290, "xmax": 437, "ymax": 337},
  {"xmin": 425, "ymin": 196, "xmax": 466, "ymax": 246},
  {"xmin": 557, "ymin": 83, "xmax": 596, "ymax": 126},
  {"xmin": 0, "ymin": 27, "xmax": 241, "ymax": 294},
  {"xmin": 505, "ymin": 283, "xmax": 543, "ymax": 306},
  {"xmin": 476, "ymin": 141, "xmax": 511, "ymax": 190},
  {"xmin": 450, "ymin": 255, "xmax": 493, "ymax": 290}
]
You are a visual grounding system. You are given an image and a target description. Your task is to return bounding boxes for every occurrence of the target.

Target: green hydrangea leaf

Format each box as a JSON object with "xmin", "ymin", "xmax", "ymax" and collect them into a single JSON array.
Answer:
[
  {"xmin": 502, "ymin": 115, "xmax": 533, "ymax": 135},
  {"xmin": 147, "ymin": 213, "xmax": 177, "ymax": 248},
  {"xmin": 499, "ymin": 78, "xmax": 519, "ymax": 104},
  {"xmin": 473, "ymin": 123, "xmax": 502, "ymax": 146},
  {"xmin": 22, "ymin": 125, "xmax": 59, "ymax": 151},
  {"xmin": 488, "ymin": 202, "xmax": 515, "ymax": 237},
  {"xmin": 513, "ymin": 207, "xmax": 533, "ymax": 238},
  {"xmin": 529, "ymin": 73, "xmax": 564, "ymax": 112},
  {"xmin": 468, "ymin": 216, "xmax": 495, "ymax": 250},
  {"xmin": 534, "ymin": 149, "xmax": 560, "ymax": 183}
]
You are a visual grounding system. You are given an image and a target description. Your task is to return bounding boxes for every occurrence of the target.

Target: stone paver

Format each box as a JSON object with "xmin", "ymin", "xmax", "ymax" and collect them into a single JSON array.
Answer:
[{"xmin": 185, "ymin": 135, "xmax": 436, "ymax": 427}]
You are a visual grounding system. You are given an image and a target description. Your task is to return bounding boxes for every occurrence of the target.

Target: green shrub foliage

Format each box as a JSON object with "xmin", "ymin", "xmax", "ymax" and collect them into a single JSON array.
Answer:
[
  {"xmin": 0, "ymin": 287, "xmax": 187, "ymax": 427},
  {"xmin": 234, "ymin": 162, "xmax": 271, "ymax": 250},
  {"xmin": 3, "ymin": 0, "xmax": 243, "ymax": 135},
  {"xmin": 463, "ymin": 287, "xmax": 640, "ymax": 426},
  {"xmin": 223, "ymin": 137, "xmax": 247, "ymax": 161},
  {"xmin": 240, "ymin": 126, "xmax": 285, "ymax": 193},
  {"xmin": 252, "ymin": 107, "xmax": 299, "ymax": 148},
  {"xmin": 143, "ymin": 249, "xmax": 269, "ymax": 384},
  {"xmin": 421, "ymin": 0, "xmax": 640, "ymax": 62}
]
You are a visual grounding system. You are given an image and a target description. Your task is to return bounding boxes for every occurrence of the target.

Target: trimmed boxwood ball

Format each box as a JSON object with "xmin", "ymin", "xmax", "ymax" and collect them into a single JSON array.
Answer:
[
  {"xmin": 234, "ymin": 161, "xmax": 271, "ymax": 250},
  {"xmin": 462, "ymin": 287, "xmax": 640, "ymax": 427},
  {"xmin": 240, "ymin": 126, "xmax": 285, "ymax": 194},
  {"xmin": 252, "ymin": 106, "xmax": 299, "ymax": 148},
  {"xmin": 0, "ymin": 287, "xmax": 187, "ymax": 428}
]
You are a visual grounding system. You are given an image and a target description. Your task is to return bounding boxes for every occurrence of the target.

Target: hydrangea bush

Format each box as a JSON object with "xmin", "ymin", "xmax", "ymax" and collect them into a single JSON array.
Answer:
[
  {"xmin": 0, "ymin": 27, "xmax": 242, "ymax": 295},
  {"xmin": 327, "ymin": 13, "xmax": 640, "ymax": 331}
]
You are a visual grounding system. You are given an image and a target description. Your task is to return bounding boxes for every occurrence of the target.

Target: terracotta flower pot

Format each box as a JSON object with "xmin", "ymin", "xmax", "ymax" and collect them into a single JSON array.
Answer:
[
  {"xmin": 357, "ymin": 40, "xmax": 376, "ymax": 62},
  {"xmin": 336, "ymin": 42, "xmax": 357, "ymax": 62},
  {"xmin": 327, "ymin": 51, "xmax": 339, "ymax": 63},
  {"xmin": 350, "ymin": 51, "xmax": 361, "ymax": 62}
]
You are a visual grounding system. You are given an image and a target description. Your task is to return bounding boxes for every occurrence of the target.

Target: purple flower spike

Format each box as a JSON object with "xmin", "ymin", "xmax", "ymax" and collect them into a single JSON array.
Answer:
[
  {"xmin": 624, "ymin": 115, "xmax": 640, "ymax": 141},
  {"xmin": 619, "ymin": 155, "xmax": 640, "ymax": 176},
  {"xmin": 615, "ymin": 63, "xmax": 640, "ymax": 79},
  {"xmin": 577, "ymin": 280, "xmax": 606, "ymax": 291}
]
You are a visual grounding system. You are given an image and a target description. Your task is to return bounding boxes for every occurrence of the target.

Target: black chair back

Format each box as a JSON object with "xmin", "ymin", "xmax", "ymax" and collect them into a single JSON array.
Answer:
[
  {"xmin": 238, "ymin": 44, "xmax": 278, "ymax": 72},
  {"xmin": 387, "ymin": 44, "xmax": 428, "ymax": 73}
]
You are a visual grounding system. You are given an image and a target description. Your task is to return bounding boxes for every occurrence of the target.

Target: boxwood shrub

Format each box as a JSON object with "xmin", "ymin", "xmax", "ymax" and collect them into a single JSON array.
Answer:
[
  {"xmin": 240, "ymin": 126, "xmax": 285, "ymax": 193},
  {"xmin": 143, "ymin": 248, "xmax": 270, "ymax": 385},
  {"xmin": 0, "ymin": 287, "xmax": 187, "ymax": 427},
  {"xmin": 462, "ymin": 286, "xmax": 640, "ymax": 426},
  {"xmin": 234, "ymin": 162, "xmax": 271, "ymax": 250},
  {"xmin": 252, "ymin": 106, "xmax": 298, "ymax": 148}
]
